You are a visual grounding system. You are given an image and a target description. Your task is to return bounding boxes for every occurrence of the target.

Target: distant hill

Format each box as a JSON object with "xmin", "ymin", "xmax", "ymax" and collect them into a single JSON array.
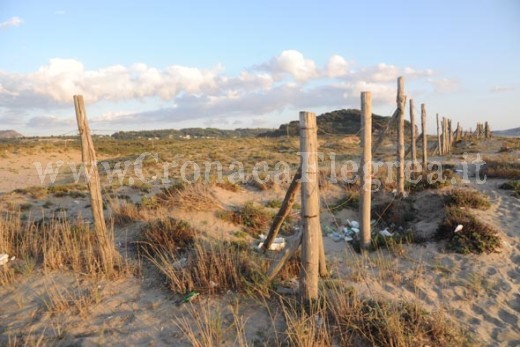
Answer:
[
  {"xmin": 493, "ymin": 127, "xmax": 520, "ymax": 137},
  {"xmin": 258, "ymin": 109, "xmax": 412, "ymax": 137},
  {"xmin": 111, "ymin": 127, "xmax": 274, "ymax": 140},
  {"xmin": 0, "ymin": 130, "xmax": 23, "ymax": 139}
]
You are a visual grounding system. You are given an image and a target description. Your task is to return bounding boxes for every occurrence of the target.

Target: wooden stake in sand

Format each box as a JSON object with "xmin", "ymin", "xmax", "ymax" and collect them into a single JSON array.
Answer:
[
  {"xmin": 299, "ymin": 111, "xmax": 321, "ymax": 302},
  {"xmin": 436, "ymin": 113, "xmax": 442, "ymax": 156},
  {"xmin": 396, "ymin": 77, "xmax": 405, "ymax": 196},
  {"xmin": 73, "ymin": 95, "xmax": 106, "ymax": 236},
  {"xmin": 485, "ymin": 121, "xmax": 491, "ymax": 139},
  {"xmin": 421, "ymin": 104, "xmax": 428, "ymax": 169},
  {"xmin": 360, "ymin": 92, "xmax": 372, "ymax": 250},
  {"xmin": 409, "ymin": 99, "xmax": 417, "ymax": 166},
  {"xmin": 262, "ymin": 167, "xmax": 301, "ymax": 252}
]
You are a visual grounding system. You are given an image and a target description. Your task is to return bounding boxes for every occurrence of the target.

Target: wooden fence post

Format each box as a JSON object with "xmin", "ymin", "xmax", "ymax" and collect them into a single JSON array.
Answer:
[
  {"xmin": 436, "ymin": 114, "xmax": 442, "ymax": 156},
  {"xmin": 409, "ymin": 99, "xmax": 417, "ymax": 166},
  {"xmin": 73, "ymin": 95, "xmax": 107, "ymax": 236},
  {"xmin": 448, "ymin": 119, "xmax": 453, "ymax": 153},
  {"xmin": 299, "ymin": 111, "xmax": 321, "ymax": 302},
  {"xmin": 396, "ymin": 77, "xmax": 405, "ymax": 196},
  {"xmin": 485, "ymin": 122, "xmax": 491, "ymax": 139},
  {"xmin": 421, "ymin": 104, "xmax": 428, "ymax": 170},
  {"xmin": 360, "ymin": 92, "xmax": 372, "ymax": 250}
]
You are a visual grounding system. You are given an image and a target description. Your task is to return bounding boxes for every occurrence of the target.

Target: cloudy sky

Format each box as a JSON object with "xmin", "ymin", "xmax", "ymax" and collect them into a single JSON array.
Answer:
[{"xmin": 0, "ymin": 0, "xmax": 519, "ymax": 136}]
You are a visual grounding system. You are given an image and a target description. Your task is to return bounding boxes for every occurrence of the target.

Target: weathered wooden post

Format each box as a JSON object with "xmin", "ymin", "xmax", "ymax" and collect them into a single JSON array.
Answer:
[
  {"xmin": 73, "ymin": 95, "xmax": 107, "ymax": 236},
  {"xmin": 396, "ymin": 77, "xmax": 405, "ymax": 196},
  {"xmin": 436, "ymin": 113, "xmax": 442, "ymax": 155},
  {"xmin": 360, "ymin": 92, "xmax": 372, "ymax": 250},
  {"xmin": 299, "ymin": 111, "xmax": 321, "ymax": 302},
  {"xmin": 485, "ymin": 122, "xmax": 491, "ymax": 139},
  {"xmin": 456, "ymin": 122, "xmax": 461, "ymax": 142},
  {"xmin": 409, "ymin": 99, "xmax": 417, "ymax": 166},
  {"xmin": 448, "ymin": 119, "xmax": 453, "ymax": 153},
  {"xmin": 442, "ymin": 117, "xmax": 448, "ymax": 155},
  {"xmin": 421, "ymin": 104, "xmax": 428, "ymax": 170}
]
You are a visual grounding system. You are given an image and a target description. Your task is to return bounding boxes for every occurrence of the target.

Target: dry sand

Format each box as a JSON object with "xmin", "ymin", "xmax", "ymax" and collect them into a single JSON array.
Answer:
[{"xmin": 0, "ymin": 137, "xmax": 519, "ymax": 346}]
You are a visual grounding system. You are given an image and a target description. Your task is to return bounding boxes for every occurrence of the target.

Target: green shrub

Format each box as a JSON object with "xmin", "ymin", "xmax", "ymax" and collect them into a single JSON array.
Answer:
[
  {"xmin": 445, "ymin": 189, "xmax": 491, "ymax": 210},
  {"xmin": 436, "ymin": 207, "xmax": 501, "ymax": 254}
]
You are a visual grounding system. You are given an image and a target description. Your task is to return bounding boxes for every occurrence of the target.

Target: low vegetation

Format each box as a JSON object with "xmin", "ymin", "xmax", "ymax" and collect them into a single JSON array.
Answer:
[
  {"xmin": 217, "ymin": 201, "xmax": 274, "ymax": 236},
  {"xmin": 445, "ymin": 189, "xmax": 491, "ymax": 210},
  {"xmin": 436, "ymin": 206, "xmax": 501, "ymax": 254}
]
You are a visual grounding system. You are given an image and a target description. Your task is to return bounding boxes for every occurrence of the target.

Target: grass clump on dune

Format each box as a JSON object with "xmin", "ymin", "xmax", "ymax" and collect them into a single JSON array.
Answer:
[
  {"xmin": 436, "ymin": 206, "xmax": 501, "ymax": 254},
  {"xmin": 445, "ymin": 189, "xmax": 491, "ymax": 210}
]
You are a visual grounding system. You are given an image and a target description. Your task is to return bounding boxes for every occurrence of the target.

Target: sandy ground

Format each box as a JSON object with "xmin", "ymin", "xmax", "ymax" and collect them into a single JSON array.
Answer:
[{"xmin": 0, "ymin": 137, "xmax": 519, "ymax": 346}]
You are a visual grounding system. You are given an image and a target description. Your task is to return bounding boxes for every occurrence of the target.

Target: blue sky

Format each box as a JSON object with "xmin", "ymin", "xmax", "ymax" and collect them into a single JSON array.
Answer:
[{"xmin": 0, "ymin": 0, "xmax": 518, "ymax": 136}]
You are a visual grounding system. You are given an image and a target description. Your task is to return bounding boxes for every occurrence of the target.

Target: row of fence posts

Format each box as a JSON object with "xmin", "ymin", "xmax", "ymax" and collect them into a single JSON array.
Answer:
[{"xmin": 71, "ymin": 75, "xmax": 493, "ymax": 303}]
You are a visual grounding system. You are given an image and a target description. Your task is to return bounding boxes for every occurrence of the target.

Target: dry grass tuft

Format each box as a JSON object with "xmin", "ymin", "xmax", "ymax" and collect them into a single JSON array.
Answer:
[
  {"xmin": 141, "ymin": 217, "xmax": 196, "ymax": 254},
  {"xmin": 445, "ymin": 189, "xmax": 491, "ymax": 210},
  {"xmin": 158, "ymin": 182, "xmax": 222, "ymax": 211},
  {"xmin": 145, "ymin": 240, "xmax": 268, "ymax": 295},
  {"xmin": 0, "ymin": 213, "xmax": 127, "ymax": 279},
  {"xmin": 482, "ymin": 157, "xmax": 520, "ymax": 179},
  {"xmin": 217, "ymin": 202, "xmax": 274, "ymax": 236}
]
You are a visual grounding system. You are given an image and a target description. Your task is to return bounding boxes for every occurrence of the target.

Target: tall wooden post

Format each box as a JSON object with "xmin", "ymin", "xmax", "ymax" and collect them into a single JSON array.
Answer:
[
  {"xmin": 360, "ymin": 92, "xmax": 372, "ymax": 250},
  {"xmin": 485, "ymin": 122, "xmax": 491, "ymax": 139},
  {"xmin": 442, "ymin": 117, "xmax": 448, "ymax": 155},
  {"xmin": 448, "ymin": 119, "xmax": 453, "ymax": 153},
  {"xmin": 396, "ymin": 77, "xmax": 405, "ymax": 196},
  {"xmin": 456, "ymin": 122, "xmax": 461, "ymax": 142},
  {"xmin": 421, "ymin": 104, "xmax": 428, "ymax": 170},
  {"xmin": 409, "ymin": 99, "xmax": 417, "ymax": 166},
  {"xmin": 436, "ymin": 113, "xmax": 442, "ymax": 156},
  {"xmin": 299, "ymin": 111, "xmax": 321, "ymax": 302},
  {"xmin": 73, "ymin": 95, "xmax": 107, "ymax": 236}
]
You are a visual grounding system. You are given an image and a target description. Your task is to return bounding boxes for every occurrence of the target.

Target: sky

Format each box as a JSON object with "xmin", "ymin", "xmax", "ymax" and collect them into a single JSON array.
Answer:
[{"xmin": 0, "ymin": 0, "xmax": 519, "ymax": 136}]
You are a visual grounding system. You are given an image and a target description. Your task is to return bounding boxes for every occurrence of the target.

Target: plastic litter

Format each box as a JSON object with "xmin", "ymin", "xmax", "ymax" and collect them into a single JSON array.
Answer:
[
  {"xmin": 379, "ymin": 228, "xmax": 393, "ymax": 237},
  {"xmin": 258, "ymin": 234, "xmax": 286, "ymax": 251},
  {"xmin": 454, "ymin": 224, "xmax": 463, "ymax": 233},
  {"xmin": 182, "ymin": 291, "xmax": 200, "ymax": 303},
  {"xmin": 0, "ymin": 254, "xmax": 9, "ymax": 266}
]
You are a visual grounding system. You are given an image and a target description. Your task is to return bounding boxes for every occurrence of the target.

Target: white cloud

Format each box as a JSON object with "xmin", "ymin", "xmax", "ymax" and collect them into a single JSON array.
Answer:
[
  {"xmin": 430, "ymin": 77, "xmax": 460, "ymax": 93},
  {"xmin": 0, "ymin": 50, "xmax": 448, "ymax": 131},
  {"xmin": 260, "ymin": 50, "xmax": 319, "ymax": 82},
  {"xmin": 490, "ymin": 85, "xmax": 516, "ymax": 93},
  {"xmin": 0, "ymin": 17, "xmax": 23, "ymax": 29},
  {"xmin": 325, "ymin": 54, "xmax": 350, "ymax": 77}
]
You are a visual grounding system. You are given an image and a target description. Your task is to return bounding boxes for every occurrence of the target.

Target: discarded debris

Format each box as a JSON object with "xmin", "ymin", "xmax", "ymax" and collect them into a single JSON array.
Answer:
[
  {"xmin": 0, "ymin": 253, "xmax": 9, "ymax": 266},
  {"xmin": 258, "ymin": 234, "xmax": 286, "ymax": 251},
  {"xmin": 182, "ymin": 291, "xmax": 200, "ymax": 303}
]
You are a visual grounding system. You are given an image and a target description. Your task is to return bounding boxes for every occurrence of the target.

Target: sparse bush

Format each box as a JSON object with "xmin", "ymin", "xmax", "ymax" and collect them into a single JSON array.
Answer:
[
  {"xmin": 407, "ymin": 169, "xmax": 458, "ymax": 192},
  {"xmin": 445, "ymin": 189, "xmax": 491, "ymax": 210},
  {"xmin": 436, "ymin": 206, "xmax": 501, "ymax": 254},
  {"xmin": 499, "ymin": 180, "xmax": 520, "ymax": 197},
  {"xmin": 266, "ymin": 198, "xmax": 283, "ymax": 209},
  {"xmin": 482, "ymin": 159, "xmax": 520, "ymax": 179},
  {"xmin": 217, "ymin": 202, "xmax": 274, "ymax": 236},
  {"xmin": 158, "ymin": 182, "xmax": 221, "ymax": 211},
  {"xmin": 145, "ymin": 240, "xmax": 268, "ymax": 295},
  {"xmin": 141, "ymin": 217, "xmax": 196, "ymax": 254},
  {"xmin": 328, "ymin": 191, "xmax": 359, "ymax": 212},
  {"xmin": 0, "ymin": 213, "xmax": 126, "ymax": 279}
]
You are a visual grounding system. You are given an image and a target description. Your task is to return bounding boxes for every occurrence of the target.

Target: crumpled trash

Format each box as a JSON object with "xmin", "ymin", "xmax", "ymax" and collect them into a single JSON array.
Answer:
[
  {"xmin": 258, "ymin": 234, "xmax": 286, "ymax": 251},
  {"xmin": 182, "ymin": 291, "xmax": 200, "ymax": 303},
  {"xmin": 379, "ymin": 228, "xmax": 393, "ymax": 237},
  {"xmin": 454, "ymin": 224, "xmax": 463, "ymax": 233},
  {"xmin": 0, "ymin": 253, "xmax": 9, "ymax": 266}
]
